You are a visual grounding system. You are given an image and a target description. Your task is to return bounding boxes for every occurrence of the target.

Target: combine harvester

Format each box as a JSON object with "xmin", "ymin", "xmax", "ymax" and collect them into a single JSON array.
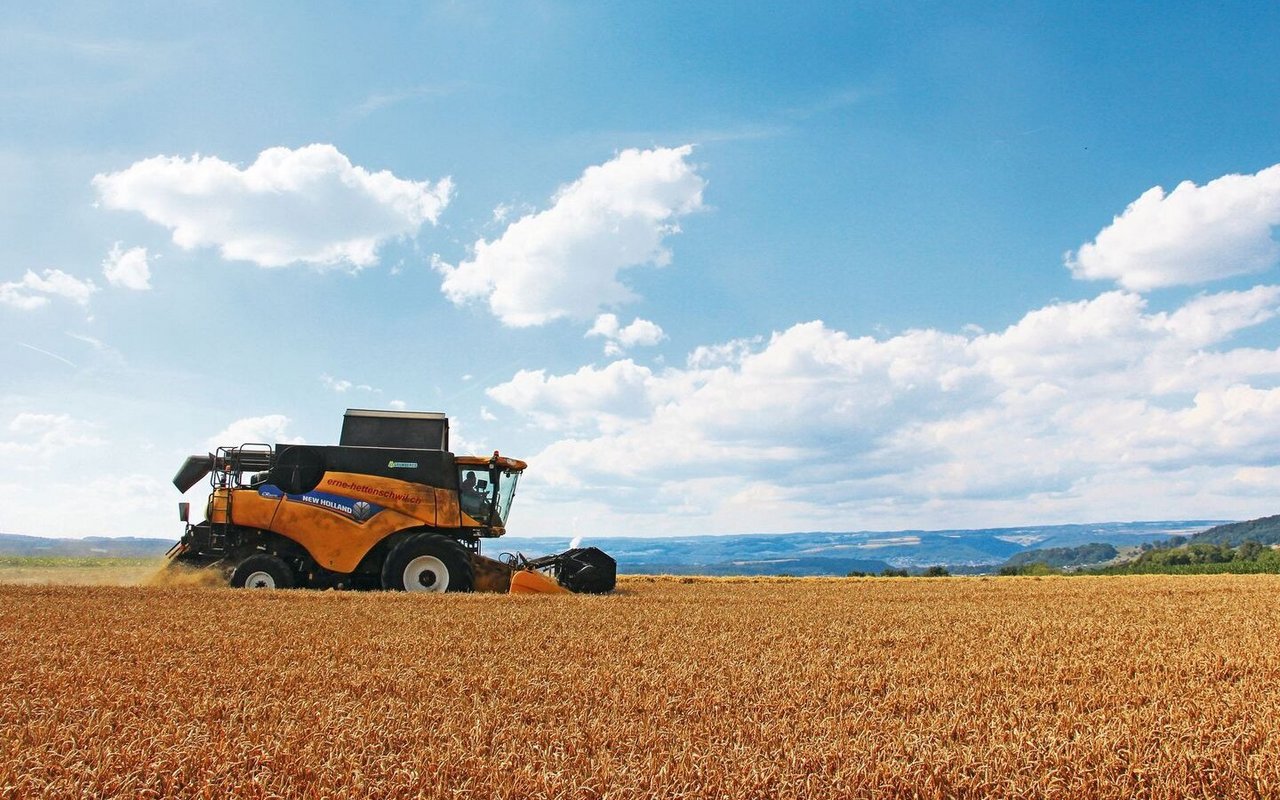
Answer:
[{"xmin": 168, "ymin": 409, "xmax": 615, "ymax": 594}]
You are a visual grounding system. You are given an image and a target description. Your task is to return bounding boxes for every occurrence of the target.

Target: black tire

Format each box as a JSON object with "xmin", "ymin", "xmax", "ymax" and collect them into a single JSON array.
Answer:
[
  {"xmin": 230, "ymin": 553, "xmax": 296, "ymax": 589},
  {"xmin": 381, "ymin": 533, "xmax": 474, "ymax": 592}
]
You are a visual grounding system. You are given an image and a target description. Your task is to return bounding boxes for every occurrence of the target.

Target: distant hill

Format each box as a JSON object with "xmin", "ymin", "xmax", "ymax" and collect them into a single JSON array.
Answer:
[
  {"xmin": 1, "ymin": 519, "xmax": 1232, "ymax": 575},
  {"xmin": 494, "ymin": 520, "xmax": 1224, "ymax": 576},
  {"xmin": 1002, "ymin": 542, "xmax": 1119, "ymax": 570},
  {"xmin": 1188, "ymin": 516, "xmax": 1280, "ymax": 547},
  {"xmin": 0, "ymin": 533, "xmax": 175, "ymax": 558},
  {"xmin": 994, "ymin": 514, "xmax": 1280, "ymax": 575}
]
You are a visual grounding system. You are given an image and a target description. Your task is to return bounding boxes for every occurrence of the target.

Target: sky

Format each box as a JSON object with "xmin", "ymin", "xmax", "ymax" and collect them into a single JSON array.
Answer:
[{"xmin": 3, "ymin": 1, "xmax": 1280, "ymax": 540}]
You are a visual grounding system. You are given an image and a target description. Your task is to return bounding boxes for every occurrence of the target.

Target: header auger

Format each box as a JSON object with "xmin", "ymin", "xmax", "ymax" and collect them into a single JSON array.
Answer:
[{"xmin": 167, "ymin": 408, "xmax": 615, "ymax": 594}]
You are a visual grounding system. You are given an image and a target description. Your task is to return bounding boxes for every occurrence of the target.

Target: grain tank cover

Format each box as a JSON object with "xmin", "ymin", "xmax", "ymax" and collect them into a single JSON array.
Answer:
[{"xmin": 339, "ymin": 409, "xmax": 449, "ymax": 450}]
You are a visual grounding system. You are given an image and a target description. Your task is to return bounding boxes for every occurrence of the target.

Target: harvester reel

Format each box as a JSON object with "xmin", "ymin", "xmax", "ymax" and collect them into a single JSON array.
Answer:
[
  {"xmin": 231, "ymin": 553, "xmax": 296, "ymax": 589},
  {"xmin": 382, "ymin": 533, "xmax": 474, "ymax": 593},
  {"xmin": 556, "ymin": 547, "xmax": 617, "ymax": 594}
]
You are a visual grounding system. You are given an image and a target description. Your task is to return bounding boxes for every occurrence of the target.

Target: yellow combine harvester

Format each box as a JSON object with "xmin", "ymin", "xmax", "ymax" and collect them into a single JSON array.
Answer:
[{"xmin": 168, "ymin": 409, "xmax": 614, "ymax": 594}]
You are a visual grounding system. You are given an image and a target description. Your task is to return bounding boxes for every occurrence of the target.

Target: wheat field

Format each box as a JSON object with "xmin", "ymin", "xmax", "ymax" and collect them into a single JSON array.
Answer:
[{"xmin": 1, "ymin": 574, "xmax": 1277, "ymax": 798}]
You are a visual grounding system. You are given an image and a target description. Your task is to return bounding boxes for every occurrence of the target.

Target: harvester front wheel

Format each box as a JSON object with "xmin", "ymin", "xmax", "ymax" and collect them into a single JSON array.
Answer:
[
  {"xmin": 230, "ymin": 553, "xmax": 296, "ymax": 590},
  {"xmin": 382, "ymin": 534, "xmax": 473, "ymax": 593}
]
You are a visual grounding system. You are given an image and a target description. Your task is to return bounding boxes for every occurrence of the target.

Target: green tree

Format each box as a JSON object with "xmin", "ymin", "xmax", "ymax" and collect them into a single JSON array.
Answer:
[{"xmin": 1236, "ymin": 540, "xmax": 1265, "ymax": 561}]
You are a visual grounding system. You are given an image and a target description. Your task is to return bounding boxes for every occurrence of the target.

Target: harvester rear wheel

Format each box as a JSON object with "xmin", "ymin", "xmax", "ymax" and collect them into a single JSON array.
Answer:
[
  {"xmin": 230, "ymin": 553, "xmax": 296, "ymax": 589},
  {"xmin": 382, "ymin": 534, "xmax": 473, "ymax": 593}
]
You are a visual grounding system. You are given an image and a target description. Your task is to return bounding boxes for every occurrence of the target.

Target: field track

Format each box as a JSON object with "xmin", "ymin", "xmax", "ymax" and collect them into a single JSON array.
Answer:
[{"xmin": 1, "ymin": 575, "xmax": 1278, "ymax": 798}]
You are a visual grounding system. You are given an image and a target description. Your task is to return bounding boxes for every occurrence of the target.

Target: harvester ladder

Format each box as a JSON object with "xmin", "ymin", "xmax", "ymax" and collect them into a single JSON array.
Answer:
[{"xmin": 207, "ymin": 443, "xmax": 274, "ymax": 554}]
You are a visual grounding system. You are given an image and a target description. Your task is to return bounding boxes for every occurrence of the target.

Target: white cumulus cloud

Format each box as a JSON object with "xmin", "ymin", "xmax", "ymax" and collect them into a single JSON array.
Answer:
[
  {"xmin": 0, "ymin": 269, "xmax": 97, "ymax": 310},
  {"xmin": 321, "ymin": 374, "xmax": 353, "ymax": 392},
  {"xmin": 0, "ymin": 474, "xmax": 175, "ymax": 538},
  {"xmin": 587, "ymin": 313, "xmax": 666, "ymax": 355},
  {"xmin": 206, "ymin": 415, "xmax": 305, "ymax": 450},
  {"xmin": 93, "ymin": 144, "xmax": 453, "ymax": 269},
  {"xmin": 101, "ymin": 242, "xmax": 151, "ymax": 290},
  {"xmin": 0, "ymin": 413, "xmax": 104, "ymax": 457},
  {"xmin": 437, "ymin": 145, "xmax": 705, "ymax": 326},
  {"xmin": 490, "ymin": 285, "xmax": 1280, "ymax": 534},
  {"xmin": 1067, "ymin": 163, "xmax": 1280, "ymax": 290},
  {"xmin": 488, "ymin": 359, "xmax": 659, "ymax": 434},
  {"xmin": 321, "ymin": 374, "xmax": 379, "ymax": 393}
]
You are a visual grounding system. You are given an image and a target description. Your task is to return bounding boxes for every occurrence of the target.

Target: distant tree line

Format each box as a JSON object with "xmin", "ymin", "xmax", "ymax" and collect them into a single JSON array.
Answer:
[
  {"xmin": 1189, "ymin": 515, "xmax": 1280, "ymax": 547},
  {"xmin": 1089, "ymin": 539, "xmax": 1280, "ymax": 575},
  {"xmin": 846, "ymin": 565, "xmax": 951, "ymax": 578},
  {"xmin": 1003, "ymin": 542, "xmax": 1118, "ymax": 570},
  {"xmin": 1000, "ymin": 539, "xmax": 1280, "ymax": 576}
]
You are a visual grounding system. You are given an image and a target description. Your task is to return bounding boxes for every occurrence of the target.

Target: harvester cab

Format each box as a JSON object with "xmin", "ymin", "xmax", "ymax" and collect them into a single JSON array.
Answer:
[
  {"xmin": 455, "ymin": 455, "xmax": 523, "ymax": 535},
  {"xmin": 167, "ymin": 409, "xmax": 615, "ymax": 594}
]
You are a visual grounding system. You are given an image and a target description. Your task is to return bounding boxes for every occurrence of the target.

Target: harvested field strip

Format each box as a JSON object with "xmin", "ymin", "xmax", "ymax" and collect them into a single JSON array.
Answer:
[
  {"xmin": 0, "ymin": 557, "xmax": 165, "ymax": 587},
  {"xmin": 1, "ymin": 575, "xmax": 1278, "ymax": 798}
]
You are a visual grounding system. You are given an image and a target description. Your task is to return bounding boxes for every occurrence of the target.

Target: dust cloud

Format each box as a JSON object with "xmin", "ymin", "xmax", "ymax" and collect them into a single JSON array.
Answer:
[{"xmin": 143, "ymin": 563, "xmax": 225, "ymax": 588}]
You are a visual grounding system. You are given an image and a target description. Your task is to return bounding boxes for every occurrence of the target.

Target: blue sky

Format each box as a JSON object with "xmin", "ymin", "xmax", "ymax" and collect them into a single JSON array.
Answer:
[{"xmin": 3, "ymin": 2, "xmax": 1280, "ymax": 539}]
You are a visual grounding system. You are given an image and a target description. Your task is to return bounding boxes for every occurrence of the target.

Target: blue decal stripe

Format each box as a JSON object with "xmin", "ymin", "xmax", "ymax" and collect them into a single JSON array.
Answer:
[{"xmin": 258, "ymin": 484, "xmax": 385, "ymax": 522}]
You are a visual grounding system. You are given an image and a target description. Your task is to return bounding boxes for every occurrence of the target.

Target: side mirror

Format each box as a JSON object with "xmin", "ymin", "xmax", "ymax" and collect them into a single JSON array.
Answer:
[{"xmin": 178, "ymin": 502, "xmax": 190, "ymax": 523}]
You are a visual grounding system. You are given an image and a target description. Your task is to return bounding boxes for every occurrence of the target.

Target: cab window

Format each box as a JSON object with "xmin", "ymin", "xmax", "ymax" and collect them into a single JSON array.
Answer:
[{"xmin": 458, "ymin": 468, "xmax": 493, "ymax": 522}]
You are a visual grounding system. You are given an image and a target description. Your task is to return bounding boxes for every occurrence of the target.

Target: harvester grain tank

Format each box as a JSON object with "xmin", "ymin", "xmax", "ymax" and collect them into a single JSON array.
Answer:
[{"xmin": 168, "ymin": 409, "xmax": 615, "ymax": 593}]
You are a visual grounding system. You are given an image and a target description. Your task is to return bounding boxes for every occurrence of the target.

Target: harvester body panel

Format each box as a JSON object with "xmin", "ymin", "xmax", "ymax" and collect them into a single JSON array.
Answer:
[
  {"xmin": 257, "ymin": 485, "xmax": 420, "ymax": 573},
  {"xmin": 226, "ymin": 471, "xmax": 479, "ymax": 573},
  {"xmin": 223, "ymin": 487, "xmax": 280, "ymax": 530}
]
